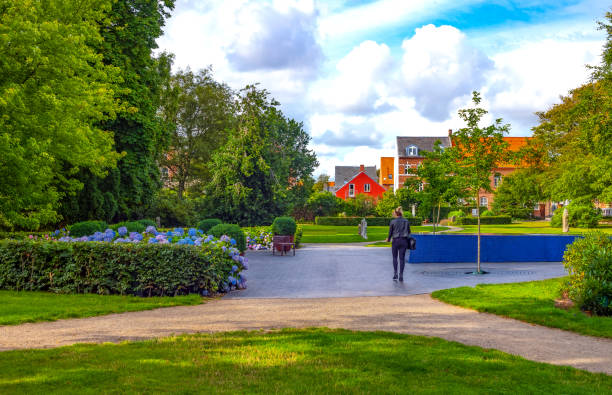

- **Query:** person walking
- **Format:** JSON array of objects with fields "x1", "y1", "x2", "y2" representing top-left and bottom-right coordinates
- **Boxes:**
[{"x1": 386, "y1": 206, "x2": 411, "y2": 282}]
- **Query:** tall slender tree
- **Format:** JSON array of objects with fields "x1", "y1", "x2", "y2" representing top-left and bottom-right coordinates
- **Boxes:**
[{"x1": 450, "y1": 92, "x2": 510, "y2": 273}]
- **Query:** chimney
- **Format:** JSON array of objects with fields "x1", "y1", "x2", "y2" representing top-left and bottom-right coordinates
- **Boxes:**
[
  {"x1": 359, "y1": 164, "x2": 365, "y2": 172},
  {"x1": 448, "y1": 129, "x2": 452, "y2": 137}
]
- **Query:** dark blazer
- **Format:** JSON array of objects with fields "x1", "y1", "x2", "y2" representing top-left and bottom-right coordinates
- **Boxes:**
[{"x1": 388, "y1": 217, "x2": 411, "y2": 240}]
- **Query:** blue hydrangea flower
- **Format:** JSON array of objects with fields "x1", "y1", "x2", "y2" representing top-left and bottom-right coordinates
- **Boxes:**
[
  {"x1": 228, "y1": 276, "x2": 237, "y2": 285},
  {"x1": 173, "y1": 228, "x2": 184, "y2": 236},
  {"x1": 230, "y1": 238, "x2": 236, "y2": 245},
  {"x1": 231, "y1": 265, "x2": 238, "y2": 272},
  {"x1": 117, "y1": 226, "x2": 128, "y2": 236},
  {"x1": 148, "y1": 238, "x2": 158, "y2": 244},
  {"x1": 145, "y1": 226, "x2": 157, "y2": 234},
  {"x1": 166, "y1": 231, "x2": 173, "y2": 237},
  {"x1": 188, "y1": 228, "x2": 197, "y2": 237},
  {"x1": 201, "y1": 289, "x2": 209, "y2": 297}
]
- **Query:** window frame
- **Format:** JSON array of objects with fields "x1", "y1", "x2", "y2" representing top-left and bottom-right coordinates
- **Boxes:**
[
  {"x1": 480, "y1": 196, "x2": 488, "y2": 206},
  {"x1": 364, "y1": 183, "x2": 371, "y2": 193},
  {"x1": 406, "y1": 145, "x2": 418, "y2": 156},
  {"x1": 348, "y1": 183, "x2": 355, "y2": 197}
]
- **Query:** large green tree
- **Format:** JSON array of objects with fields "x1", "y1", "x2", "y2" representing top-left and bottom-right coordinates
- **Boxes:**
[
  {"x1": 60, "y1": 0, "x2": 175, "y2": 223},
  {"x1": 159, "y1": 67, "x2": 235, "y2": 199},
  {"x1": 0, "y1": 0, "x2": 123, "y2": 230},
  {"x1": 532, "y1": 12, "x2": 612, "y2": 205},
  {"x1": 492, "y1": 169, "x2": 544, "y2": 219},
  {"x1": 450, "y1": 91, "x2": 510, "y2": 273},
  {"x1": 205, "y1": 86, "x2": 318, "y2": 225}
]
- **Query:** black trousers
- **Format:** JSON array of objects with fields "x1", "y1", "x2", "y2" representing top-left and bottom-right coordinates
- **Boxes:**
[{"x1": 392, "y1": 237, "x2": 409, "y2": 276}]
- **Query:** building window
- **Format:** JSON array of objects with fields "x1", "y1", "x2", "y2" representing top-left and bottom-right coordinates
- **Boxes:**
[
  {"x1": 417, "y1": 182, "x2": 424, "y2": 192},
  {"x1": 161, "y1": 167, "x2": 169, "y2": 179},
  {"x1": 348, "y1": 184, "x2": 355, "y2": 197},
  {"x1": 364, "y1": 184, "x2": 371, "y2": 192},
  {"x1": 480, "y1": 196, "x2": 488, "y2": 206},
  {"x1": 404, "y1": 165, "x2": 409, "y2": 174},
  {"x1": 388, "y1": 174, "x2": 392, "y2": 180},
  {"x1": 494, "y1": 175, "x2": 502, "y2": 188},
  {"x1": 406, "y1": 145, "x2": 418, "y2": 156}
]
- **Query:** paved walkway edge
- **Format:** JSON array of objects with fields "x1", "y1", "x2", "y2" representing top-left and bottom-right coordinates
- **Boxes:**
[{"x1": 1, "y1": 294, "x2": 610, "y2": 375}]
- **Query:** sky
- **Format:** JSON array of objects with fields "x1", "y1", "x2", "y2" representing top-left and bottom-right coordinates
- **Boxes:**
[{"x1": 156, "y1": 0, "x2": 609, "y2": 178}]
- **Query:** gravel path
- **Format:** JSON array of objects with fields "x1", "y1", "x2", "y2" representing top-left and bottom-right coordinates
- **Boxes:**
[{"x1": 1, "y1": 294, "x2": 611, "y2": 375}]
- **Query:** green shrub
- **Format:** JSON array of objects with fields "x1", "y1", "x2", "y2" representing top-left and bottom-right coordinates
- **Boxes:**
[
  {"x1": 0, "y1": 240, "x2": 236, "y2": 296},
  {"x1": 562, "y1": 232, "x2": 612, "y2": 316},
  {"x1": 453, "y1": 216, "x2": 512, "y2": 225},
  {"x1": 69, "y1": 221, "x2": 108, "y2": 237},
  {"x1": 110, "y1": 221, "x2": 146, "y2": 233},
  {"x1": 198, "y1": 219, "x2": 222, "y2": 233},
  {"x1": 137, "y1": 219, "x2": 157, "y2": 228},
  {"x1": 295, "y1": 226, "x2": 303, "y2": 248},
  {"x1": 315, "y1": 217, "x2": 423, "y2": 226},
  {"x1": 272, "y1": 217, "x2": 297, "y2": 236},
  {"x1": 551, "y1": 204, "x2": 601, "y2": 228},
  {"x1": 0, "y1": 231, "x2": 50, "y2": 240},
  {"x1": 481, "y1": 210, "x2": 495, "y2": 217},
  {"x1": 447, "y1": 210, "x2": 465, "y2": 220},
  {"x1": 209, "y1": 224, "x2": 247, "y2": 252}
]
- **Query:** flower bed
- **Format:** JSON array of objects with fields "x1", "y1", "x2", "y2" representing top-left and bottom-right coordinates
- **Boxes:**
[
  {"x1": 244, "y1": 226, "x2": 273, "y2": 250},
  {"x1": 0, "y1": 226, "x2": 248, "y2": 296}
]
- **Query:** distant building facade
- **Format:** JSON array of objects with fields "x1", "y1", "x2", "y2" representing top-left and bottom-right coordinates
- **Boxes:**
[
  {"x1": 379, "y1": 157, "x2": 394, "y2": 191},
  {"x1": 334, "y1": 165, "x2": 386, "y2": 200}
]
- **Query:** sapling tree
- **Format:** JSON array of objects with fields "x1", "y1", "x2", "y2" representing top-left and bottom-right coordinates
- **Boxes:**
[{"x1": 450, "y1": 92, "x2": 510, "y2": 273}]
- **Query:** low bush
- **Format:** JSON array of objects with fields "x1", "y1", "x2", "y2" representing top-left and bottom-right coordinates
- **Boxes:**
[
  {"x1": 551, "y1": 204, "x2": 601, "y2": 228},
  {"x1": 69, "y1": 221, "x2": 108, "y2": 237},
  {"x1": 110, "y1": 221, "x2": 146, "y2": 234},
  {"x1": 295, "y1": 226, "x2": 303, "y2": 248},
  {"x1": 315, "y1": 217, "x2": 423, "y2": 226},
  {"x1": 0, "y1": 240, "x2": 238, "y2": 296},
  {"x1": 137, "y1": 219, "x2": 157, "y2": 228},
  {"x1": 481, "y1": 210, "x2": 495, "y2": 217},
  {"x1": 198, "y1": 219, "x2": 222, "y2": 233},
  {"x1": 209, "y1": 224, "x2": 247, "y2": 252},
  {"x1": 272, "y1": 217, "x2": 297, "y2": 236},
  {"x1": 244, "y1": 227, "x2": 272, "y2": 250},
  {"x1": 0, "y1": 231, "x2": 50, "y2": 240},
  {"x1": 447, "y1": 210, "x2": 465, "y2": 220},
  {"x1": 453, "y1": 216, "x2": 512, "y2": 225},
  {"x1": 562, "y1": 232, "x2": 612, "y2": 316}
]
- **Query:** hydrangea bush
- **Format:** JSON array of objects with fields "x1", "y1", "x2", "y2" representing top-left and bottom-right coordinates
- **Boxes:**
[
  {"x1": 244, "y1": 226, "x2": 273, "y2": 250},
  {"x1": 5, "y1": 226, "x2": 248, "y2": 294}
]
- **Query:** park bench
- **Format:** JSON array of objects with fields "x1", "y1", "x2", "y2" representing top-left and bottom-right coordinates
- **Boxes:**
[{"x1": 272, "y1": 235, "x2": 295, "y2": 256}]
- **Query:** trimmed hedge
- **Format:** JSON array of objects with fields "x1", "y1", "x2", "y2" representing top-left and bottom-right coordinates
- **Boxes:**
[
  {"x1": 272, "y1": 217, "x2": 297, "y2": 236},
  {"x1": 0, "y1": 231, "x2": 50, "y2": 240},
  {"x1": 198, "y1": 219, "x2": 222, "y2": 233},
  {"x1": 209, "y1": 224, "x2": 247, "y2": 252},
  {"x1": 69, "y1": 221, "x2": 108, "y2": 237},
  {"x1": 453, "y1": 216, "x2": 512, "y2": 225},
  {"x1": 315, "y1": 217, "x2": 423, "y2": 226},
  {"x1": 137, "y1": 219, "x2": 157, "y2": 228},
  {"x1": 0, "y1": 240, "x2": 235, "y2": 296},
  {"x1": 110, "y1": 221, "x2": 146, "y2": 233}
]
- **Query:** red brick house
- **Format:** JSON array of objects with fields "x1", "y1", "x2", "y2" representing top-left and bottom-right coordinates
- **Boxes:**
[{"x1": 335, "y1": 165, "x2": 387, "y2": 200}]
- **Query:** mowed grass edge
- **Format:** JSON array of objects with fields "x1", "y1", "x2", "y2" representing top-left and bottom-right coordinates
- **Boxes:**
[
  {"x1": 0, "y1": 291, "x2": 204, "y2": 326},
  {"x1": 432, "y1": 278, "x2": 612, "y2": 339},
  {"x1": 0, "y1": 328, "x2": 610, "y2": 394},
  {"x1": 300, "y1": 225, "x2": 448, "y2": 243}
]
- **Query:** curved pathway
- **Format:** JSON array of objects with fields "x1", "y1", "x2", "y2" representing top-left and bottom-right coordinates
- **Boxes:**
[{"x1": 1, "y1": 294, "x2": 611, "y2": 375}]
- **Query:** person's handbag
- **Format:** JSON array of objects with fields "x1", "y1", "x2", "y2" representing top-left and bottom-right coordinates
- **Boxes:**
[{"x1": 408, "y1": 236, "x2": 416, "y2": 250}]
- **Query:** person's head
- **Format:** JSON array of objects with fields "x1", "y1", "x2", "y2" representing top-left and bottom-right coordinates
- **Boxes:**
[{"x1": 394, "y1": 206, "x2": 403, "y2": 217}]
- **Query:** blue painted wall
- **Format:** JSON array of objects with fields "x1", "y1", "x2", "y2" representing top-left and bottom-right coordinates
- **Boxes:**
[{"x1": 408, "y1": 234, "x2": 579, "y2": 263}]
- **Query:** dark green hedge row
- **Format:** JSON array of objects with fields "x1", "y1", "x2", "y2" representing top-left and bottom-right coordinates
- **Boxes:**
[
  {"x1": 0, "y1": 231, "x2": 49, "y2": 240},
  {"x1": 0, "y1": 240, "x2": 235, "y2": 296},
  {"x1": 315, "y1": 217, "x2": 423, "y2": 226},
  {"x1": 453, "y1": 216, "x2": 512, "y2": 225}
]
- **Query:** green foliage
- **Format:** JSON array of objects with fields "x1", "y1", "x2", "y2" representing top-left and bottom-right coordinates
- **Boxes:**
[
  {"x1": 209, "y1": 224, "x2": 247, "y2": 252},
  {"x1": 0, "y1": 0, "x2": 123, "y2": 230},
  {"x1": 551, "y1": 203, "x2": 601, "y2": 228},
  {"x1": 272, "y1": 217, "x2": 297, "y2": 236},
  {"x1": 197, "y1": 219, "x2": 222, "y2": 233},
  {"x1": 481, "y1": 210, "x2": 495, "y2": 217},
  {"x1": 303, "y1": 192, "x2": 344, "y2": 219},
  {"x1": 294, "y1": 226, "x2": 303, "y2": 248},
  {"x1": 0, "y1": 240, "x2": 234, "y2": 296},
  {"x1": 146, "y1": 189, "x2": 197, "y2": 227},
  {"x1": 447, "y1": 210, "x2": 466, "y2": 220},
  {"x1": 159, "y1": 67, "x2": 235, "y2": 198},
  {"x1": 61, "y1": 0, "x2": 176, "y2": 222},
  {"x1": 315, "y1": 217, "x2": 422, "y2": 226},
  {"x1": 492, "y1": 170, "x2": 544, "y2": 219},
  {"x1": 532, "y1": 13, "x2": 612, "y2": 204},
  {"x1": 312, "y1": 174, "x2": 330, "y2": 192},
  {"x1": 563, "y1": 232, "x2": 612, "y2": 316},
  {"x1": 205, "y1": 86, "x2": 318, "y2": 226},
  {"x1": 69, "y1": 221, "x2": 109, "y2": 237},
  {"x1": 137, "y1": 219, "x2": 157, "y2": 228},
  {"x1": 453, "y1": 216, "x2": 512, "y2": 225},
  {"x1": 110, "y1": 221, "x2": 146, "y2": 233},
  {"x1": 342, "y1": 194, "x2": 376, "y2": 217}
]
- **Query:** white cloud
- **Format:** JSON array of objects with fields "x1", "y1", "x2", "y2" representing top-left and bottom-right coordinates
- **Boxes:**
[{"x1": 400, "y1": 24, "x2": 494, "y2": 121}]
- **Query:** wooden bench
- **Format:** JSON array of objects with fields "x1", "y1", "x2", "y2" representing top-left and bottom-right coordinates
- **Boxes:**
[{"x1": 272, "y1": 235, "x2": 295, "y2": 256}]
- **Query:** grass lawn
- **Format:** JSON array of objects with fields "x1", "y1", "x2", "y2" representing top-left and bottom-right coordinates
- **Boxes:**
[
  {"x1": 300, "y1": 225, "x2": 448, "y2": 243},
  {"x1": 0, "y1": 291, "x2": 203, "y2": 326},
  {"x1": 432, "y1": 278, "x2": 612, "y2": 339},
  {"x1": 447, "y1": 220, "x2": 612, "y2": 235},
  {"x1": 0, "y1": 328, "x2": 610, "y2": 394}
]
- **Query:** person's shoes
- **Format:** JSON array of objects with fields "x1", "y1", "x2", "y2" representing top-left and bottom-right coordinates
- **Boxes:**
[
  {"x1": 399, "y1": 276, "x2": 404, "y2": 282},
  {"x1": 393, "y1": 274, "x2": 398, "y2": 281}
]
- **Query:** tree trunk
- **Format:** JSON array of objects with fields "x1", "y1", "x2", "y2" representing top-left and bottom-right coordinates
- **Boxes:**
[
  {"x1": 431, "y1": 207, "x2": 436, "y2": 234},
  {"x1": 436, "y1": 202, "x2": 441, "y2": 232},
  {"x1": 476, "y1": 192, "x2": 481, "y2": 274}
]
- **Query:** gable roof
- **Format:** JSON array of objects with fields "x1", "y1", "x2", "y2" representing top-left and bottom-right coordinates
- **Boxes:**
[
  {"x1": 335, "y1": 170, "x2": 385, "y2": 192},
  {"x1": 334, "y1": 166, "x2": 377, "y2": 188},
  {"x1": 396, "y1": 136, "x2": 451, "y2": 157}
]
